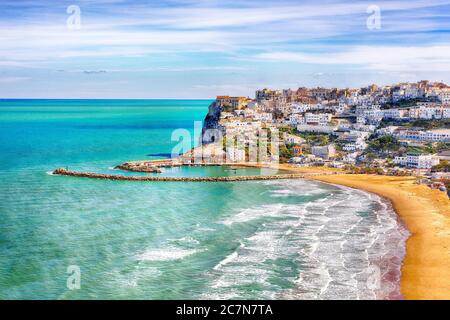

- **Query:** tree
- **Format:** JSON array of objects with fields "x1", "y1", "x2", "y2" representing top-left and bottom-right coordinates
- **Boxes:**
[{"x1": 366, "y1": 135, "x2": 400, "y2": 153}]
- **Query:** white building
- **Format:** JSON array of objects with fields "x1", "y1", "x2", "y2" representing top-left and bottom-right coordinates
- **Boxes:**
[
  {"x1": 241, "y1": 108, "x2": 256, "y2": 118},
  {"x1": 355, "y1": 104, "x2": 380, "y2": 116},
  {"x1": 296, "y1": 124, "x2": 337, "y2": 134},
  {"x1": 444, "y1": 106, "x2": 450, "y2": 118},
  {"x1": 424, "y1": 129, "x2": 450, "y2": 142},
  {"x1": 382, "y1": 108, "x2": 405, "y2": 120},
  {"x1": 338, "y1": 132, "x2": 368, "y2": 152},
  {"x1": 407, "y1": 103, "x2": 450, "y2": 120},
  {"x1": 404, "y1": 86, "x2": 421, "y2": 99},
  {"x1": 393, "y1": 128, "x2": 450, "y2": 142},
  {"x1": 288, "y1": 113, "x2": 303, "y2": 125},
  {"x1": 290, "y1": 103, "x2": 311, "y2": 114},
  {"x1": 334, "y1": 102, "x2": 348, "y2": 114},
  {"x1": 394, "y1": 154, "x2": 440, "y2": 169},
  {"x1": 302, "y1": 113, "x2": 332, "y2": 126},
  {"x1": 437, "y1": 150, "x2": 450, "y2": 161},
  {"x1": 226, "y1": 147, "x2": 246, "y2": 162},
  {"x1": 254, "y1": 112, "x2": 273, "y2": 122},
  {"x1": 343, "y1": 152, "x2": 358, "y2": 164},
  {"x1": 283, "y1": 132, "x2": 305, "y2": 145},
  {"x1": 437, "y1": 90, "x2": 450, "y2": 103},
  {"x1": 342, "y1": 138, "x2": 367, "y2": 152},
  {"x1": 311, "y1": 144, "x2": 336, "y2": 160}
]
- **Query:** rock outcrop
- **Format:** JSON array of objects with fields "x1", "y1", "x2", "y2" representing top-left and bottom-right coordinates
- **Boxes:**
[
  {"x1": 201, "y1": 101, "x2": 225, "y2": 144},
  {"x1": 114, "y1": 162, "x2": 161, "y2": 173}
]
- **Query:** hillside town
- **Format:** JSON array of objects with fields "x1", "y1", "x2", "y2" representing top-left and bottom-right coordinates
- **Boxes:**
[{"x1": 198, "y1": 80, "x2": 450, "y2": 193}]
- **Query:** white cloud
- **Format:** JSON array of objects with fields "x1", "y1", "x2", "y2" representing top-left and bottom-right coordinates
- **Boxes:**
[
  {"x1": 0, "y1": 76, "x2": 31, "y2": 83},
  {"x1": 0, "y1": 0, "x2": 449, "y2": 64},
  {"x1": 256, "y1": 45, "x2": 450, "y2": 72},
  {"x1": 1, "y1": 0, "x2": 450, "y2": 97}
]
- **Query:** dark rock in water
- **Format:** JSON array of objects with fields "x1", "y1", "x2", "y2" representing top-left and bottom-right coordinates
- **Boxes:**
[
  {"x1": 114, "y1": 162, "x2": 161, "y2": 173},
  {"x1": 53, "y1": 168, "x2": 67, "y2": 175}
]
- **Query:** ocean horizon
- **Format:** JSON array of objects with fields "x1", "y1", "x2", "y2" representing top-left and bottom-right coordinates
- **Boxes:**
[{"x1": 0, "y1": 99, "x2": 408, "y2": 299}]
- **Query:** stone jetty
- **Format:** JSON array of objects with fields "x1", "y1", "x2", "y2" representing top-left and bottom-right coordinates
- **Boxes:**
[
  {"x1": 52, "y1": 168, "x2": 309, "y2": 182},
  {"x1": 114, "y1": 161, "x2": 162, "y2": 173}
]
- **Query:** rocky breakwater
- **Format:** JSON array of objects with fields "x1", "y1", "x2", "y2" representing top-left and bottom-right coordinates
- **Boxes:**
[
  {"x1": 52, "y1": 168, "x2": 307, "y2": 182},
  {"x1": 114, "y1": 161, "x2": 162, "y2": 173}
]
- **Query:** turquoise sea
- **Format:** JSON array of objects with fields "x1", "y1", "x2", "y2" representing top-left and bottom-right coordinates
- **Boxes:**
[{"x1": 0, "y1": 99, "x2": 409, "y2": 299}]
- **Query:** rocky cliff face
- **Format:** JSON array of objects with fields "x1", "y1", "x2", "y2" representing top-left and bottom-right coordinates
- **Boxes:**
[{"x1": 201, "y1": 101, "x2": 225, "y2": 144}]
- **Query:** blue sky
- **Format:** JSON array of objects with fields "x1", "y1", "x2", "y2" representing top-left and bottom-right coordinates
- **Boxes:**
[{"x1": 0, "y1": 0, "x2": 449, "y2": 98}]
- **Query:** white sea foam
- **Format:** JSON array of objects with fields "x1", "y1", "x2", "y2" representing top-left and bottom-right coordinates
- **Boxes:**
[
  {"x1": 263, "y1": 180, "x2": 329, "y2": 197},
  {"x1": 195, "y1": 223, "x2": 215, "y2": 232},
  {"x1": 221, "y1": 204, "x2": 301, "y2": 225},
  {"x1": 204, "y1": 181, "x2": 408, "y2": 300},
  {"x1": 270, "y1": 189, "x2": 295, "y2": 197},
  {"x1": 171, "y1": 236, "x2": 200, "y2": 246},
  {"x1": 137, "y1": 247, "x2": 199, "y2": 262},
  {"x1": 213, "y1": 241, "x2": 245, "y2": 271}
]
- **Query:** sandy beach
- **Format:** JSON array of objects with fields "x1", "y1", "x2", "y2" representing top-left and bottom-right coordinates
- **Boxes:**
[{"x1": 308, "y1": 174, "x2": 450, "y2": 300}]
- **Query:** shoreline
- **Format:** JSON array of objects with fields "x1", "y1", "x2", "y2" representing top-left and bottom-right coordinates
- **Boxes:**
[
  {"x1": 229, "y1": 162, "x2": 450, "y2": 299},
  {"x1": 308, "y1": 173, "x2": 450, "y2": 300},
  {"x1": 319, "y1": 181, "x2": 408, "y2": 299}
]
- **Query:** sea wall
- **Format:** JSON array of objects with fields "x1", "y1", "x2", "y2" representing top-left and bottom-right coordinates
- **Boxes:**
[{"x1": 52, "y1": 168, "x2": 310, "y2": 182}]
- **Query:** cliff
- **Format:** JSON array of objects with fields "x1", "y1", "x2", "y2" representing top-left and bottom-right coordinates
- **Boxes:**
[{"x1": 201, "y1": 101, "x2": 225, "y2": 144}]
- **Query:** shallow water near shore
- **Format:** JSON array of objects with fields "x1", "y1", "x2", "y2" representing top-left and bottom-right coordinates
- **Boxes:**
[{"x1": 0, "y1": 100, "x2": 408, "y2": 299}]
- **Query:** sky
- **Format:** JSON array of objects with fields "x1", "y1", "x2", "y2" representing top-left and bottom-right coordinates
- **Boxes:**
[{"x1": 0, "y1": 0, "x2": 450, "y2": 98}]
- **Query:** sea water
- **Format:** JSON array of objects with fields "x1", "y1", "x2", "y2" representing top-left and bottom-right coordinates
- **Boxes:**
[{"x1": 0, "y1": 99, "x2": 408, "y2": 299}]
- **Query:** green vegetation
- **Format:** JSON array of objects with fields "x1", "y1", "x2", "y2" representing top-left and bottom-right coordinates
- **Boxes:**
[
  {"x1": 381, "y1": 97, "x2": 429, "y2": 109},
  {"x1": 380, "y1": 118, "x2": 449, "y2": 129},
  {"x1": 297, "y1": 132, "x2": 335, "y2": 146},
  {"x1": 279, "y1": 144, "x2": 294, "y2": 163},
  {"x1": 344, "y1": 165, "x2": 411, "y2": 176},
  {"x1": 279, "y1": 127, "x2": 296, "y2": 134},
  {"x1": 406, "y1": 142, "x2": 449, "y2": 155},
  {"x1": 405, "y1": 118, "x2": 450, "y2": 130},
  {"x1": 364, "y1": 152, "x2": 377, "y2": 162},
  {"x1": 435, "y1": 142, "x2": 450, "y2": 153},
  {"x1": 366, "y1": 135, "x2": 401, "y2": 153},
  {"x1": 406, "y1": 146, "x2": 429, "y2": 154},
  {"x1": 279, "y1": 127, "x2": 335, "y2": 146},
  {"x1": 344, "y1": 165, "x2": 385, "y2": 175}
]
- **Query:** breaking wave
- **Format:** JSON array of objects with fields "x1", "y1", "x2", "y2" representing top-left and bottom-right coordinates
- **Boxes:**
[
  {"x1": 202, "y1": 180, "x2": 409, "y2": 300},
  {"x1": 137, "y1": 247, "x2": 199, "y2": 262}
]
